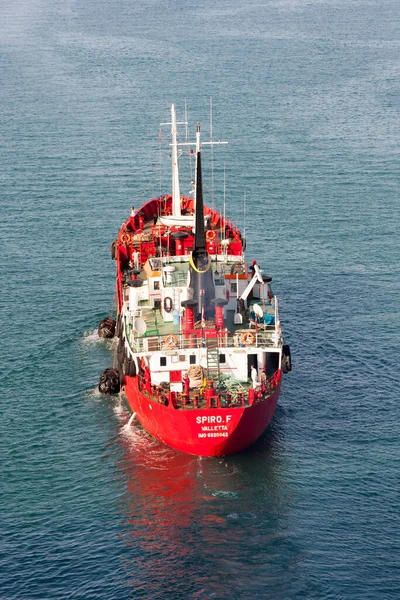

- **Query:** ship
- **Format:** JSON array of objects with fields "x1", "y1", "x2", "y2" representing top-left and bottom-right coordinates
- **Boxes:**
[{"x1": 98, "y1": 104, "x2": 291, "y2": 457}]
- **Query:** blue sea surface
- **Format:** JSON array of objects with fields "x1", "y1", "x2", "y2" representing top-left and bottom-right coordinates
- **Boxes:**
[{"x1": 1, "y1": 0, "x2": 399, "y2": 598}]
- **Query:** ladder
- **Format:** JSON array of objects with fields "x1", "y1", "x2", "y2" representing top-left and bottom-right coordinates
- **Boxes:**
[{"x1": 206, "y1": 346, "x2": 220, "y2": 381}]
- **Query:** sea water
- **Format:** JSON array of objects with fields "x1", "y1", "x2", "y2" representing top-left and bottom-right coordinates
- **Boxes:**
[{"x1": 1, "y1": 0, "x2": 399, "y2": 598}]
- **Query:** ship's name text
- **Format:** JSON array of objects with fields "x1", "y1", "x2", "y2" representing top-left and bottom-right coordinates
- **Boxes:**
[{"x1": 195, "y1": 415, "x2": 232, "y2": 425}]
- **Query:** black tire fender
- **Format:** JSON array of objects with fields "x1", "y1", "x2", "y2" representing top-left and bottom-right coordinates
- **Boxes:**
[
  {"x1": 110, "y1": 240, "x2": 117, "y2": 260},
  {"x1": 282, "y1": 344, "x2": 292, "y2": 373},
  {"x1": 115, "y1": 315, "x2": 122, "y2": 338}
]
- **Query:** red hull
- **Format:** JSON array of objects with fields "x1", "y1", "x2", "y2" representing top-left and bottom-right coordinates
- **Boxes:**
[{"x1": 124, "y1": 376, "x2": 281, "y2": 457}]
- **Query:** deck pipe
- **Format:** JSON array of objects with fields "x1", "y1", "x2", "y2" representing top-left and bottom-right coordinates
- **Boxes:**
[
  {"x1": 213, "y1": 298, "x2": 229, "y2": 329},
  {"x1": 172, "y1": 231, "x2": 188, "y2": 257},
  {"x1": 181, "y1": 299, "x2": 198, "y2": 332}
]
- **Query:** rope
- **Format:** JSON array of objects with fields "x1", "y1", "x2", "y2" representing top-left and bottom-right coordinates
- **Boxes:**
[
  {"x1": 110, "y1": 292, "x2": 116, "y2": 319},
  {"x1": 187, "y1": 365, "x2": 203, "y2": 388},
  {"x1": 189, "y1": 253, "x2": 211, "y2": 274},
  {"x1": 194, "y1": 319, "x2": 215, "y2": 329},
  {"x1": 113, "y1": 337, "x2": 118, "y2": 369}
]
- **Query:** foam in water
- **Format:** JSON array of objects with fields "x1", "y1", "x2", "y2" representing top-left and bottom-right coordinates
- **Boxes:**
[
  {"x1": 81, "y1": 328, "x2": 117, "y2": 347},
  {"x1": 113, "y1": 394, "x2": 128, "y2": 420},
  {"x1": 85, "y1": 386, "x2": 103, "y2": 400}
]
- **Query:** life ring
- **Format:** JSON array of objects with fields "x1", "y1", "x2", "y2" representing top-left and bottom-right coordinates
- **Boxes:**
[
  {"x1": 121, "y1": 232, "x2": 131, "y2": 244},
  {"x1": 164, "y1": 334, "x2": 177, "y2": 348},
  {"x1": 163, "y1": 296, "x2": 173, "y2": 313},
  {"x1": 242, "y1": 332, "x2": 255, "y2": 346},
  {"x1": 206, "y1": 229, "x2": 216, "y2": 242}
]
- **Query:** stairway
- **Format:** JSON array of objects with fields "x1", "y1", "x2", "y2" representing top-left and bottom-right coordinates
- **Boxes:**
[{"x1": 206, "y1": 347, "x2": 220, "y2": 381}]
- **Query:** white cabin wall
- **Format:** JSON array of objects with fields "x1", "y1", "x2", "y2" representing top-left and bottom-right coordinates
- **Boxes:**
[
  {"x1": 148, "y1": 350, "x2": 199, "y2": 386},
  {"x1": 224, "y1": 279, "x2": 248, "y2": 311},
  {"x1": 148, "y1": 277, "x2": 162, "y2": 309},
  {"x1": 223, "y1": 349, "x2": 248, "y2": 381},
  {"x1": 161, "y1": 286, "x2": 188, "y2": 321},
  {"x1": 214, "y1": 284, "x2": 226, "y2": 301},
  {"x1": 148, "y1": 354, "x2": 170, "y2": 385},
  {"x1": 127, "y1": 284, "x2": 148, "y2": 314}
]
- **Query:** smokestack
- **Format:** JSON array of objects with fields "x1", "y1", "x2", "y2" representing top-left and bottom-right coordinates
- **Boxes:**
[
  {"x1": 188, "y1": 148, "x2": 216, "y2": 319},
  {"x1": 193, "y1": 141, "x2": 206, "y2": 254}
]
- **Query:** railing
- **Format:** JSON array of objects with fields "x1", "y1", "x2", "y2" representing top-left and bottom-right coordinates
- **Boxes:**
[
  {"x1": 164, "y1": 272, "x2": 188, "y2": 287},
  {"x1": 126, "y1": 329, "x2": 279, "y2": 354},
  {"x1": 136, "y1": 370, "x2": 281, "y2": 411},
  {"x1": 121, "y1": 293, "x2": 283, "y2": 355}
]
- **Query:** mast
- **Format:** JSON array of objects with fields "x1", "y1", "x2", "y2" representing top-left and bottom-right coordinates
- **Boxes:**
[
  {"x1": 160, "y1": 104, "x2": 195, "y2": 226},
  {"x1": 171, "y1": 104, "x2": 181, "y2": 218},
  {"x1": 163, "y1": 104, "x2": 227, "y2": 230},
  {"x1": 174, "y1": 107, "x2": 227, "y2": 214}
]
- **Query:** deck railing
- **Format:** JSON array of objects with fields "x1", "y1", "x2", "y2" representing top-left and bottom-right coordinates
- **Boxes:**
[
  {"x1": 126, "y1": 328, "x2": 278, "y2": 354},
  {"x1": 136, "y1": 370, "x2": 281, "y2": 411},
  {"x1": 122, "y1": 294, "x2": 282, "y2": 354}
]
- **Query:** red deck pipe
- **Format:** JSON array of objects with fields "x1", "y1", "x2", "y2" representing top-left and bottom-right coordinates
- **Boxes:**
[
  {"x1": 175, "y1": 238, "x2": 184, "y2": 256},
  {"x1": 215, "y1": 305, "x2": 224, "y2": 328},
  {"x1": 129, "y1": 207, "x2": 136, "y2": 230},
  {"x1": 207, "y1": 240, "x2": 216, "y2": 254},
  {"x1": 186, "y1": 306, "x2": 194, "y2": 329},
  {"x1": 171, "y1": 231, "x2": 188, "y2": 257},
  {"x1": 131, "y1": 268, "x2": 140, "y2": 281},
  {"x1": 204, "y1": 381, "x2": 215, "y2": 409},
  {"x1": 181, "y1": 299, "x2": 198, "y2": 332},
  {"x1": 213, "y1": 298, "x2": 229, "y2": 330}
]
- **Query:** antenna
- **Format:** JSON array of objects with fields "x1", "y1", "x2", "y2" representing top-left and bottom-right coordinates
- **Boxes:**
[
  {"x1": 210, "y1": 97, "x2": 214, "y2": 210},
  {"x1": 185, "y1": 100, "x2": 194, "y2": 184},
  {"x1": 170, "y1": 104, "x2": 181, "y2": 217},
  {"x1": 176, "y1": 105, "x2": 227, "y2": 154},
  {"x1": 184, "y1": 99, "x2": 189, "y2": 142},
  {"x1": 158, "y1": 127, "x2": 163, "y2": 195},
  {"x1": 244, "y1": 191, "x2": 247, "y2": 240},
  {"x1": 223, "y1": 164, "x2": 226, "y2": 248}
]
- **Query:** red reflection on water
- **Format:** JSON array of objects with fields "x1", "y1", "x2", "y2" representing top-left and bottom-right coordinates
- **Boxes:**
[
  {"x1": 117, "y1": 427, "x2": 201, "y2": 546},
  {"x1": 114, "y1": 417, "x2": 285, "y2": 596}
]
